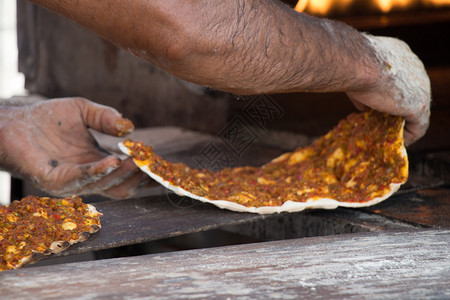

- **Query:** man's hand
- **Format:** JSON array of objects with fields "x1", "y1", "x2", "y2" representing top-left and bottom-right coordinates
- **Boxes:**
[
  {"x1": 0, "y1": 98, "x2": 149, "y2": 198},
  {"x1": 347, "y1": 35, "x2": 431, "y2": 146}
]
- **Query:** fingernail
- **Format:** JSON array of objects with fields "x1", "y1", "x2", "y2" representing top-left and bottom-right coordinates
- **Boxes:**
[
  {"x1": 116, "y1": 118, "x2": 134, "y2": 136},
  {"x1": 103, "y1": 165, "x2": 119, "y2": 176}
]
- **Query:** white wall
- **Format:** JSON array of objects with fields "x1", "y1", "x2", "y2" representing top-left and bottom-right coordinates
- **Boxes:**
[
  {"x1": 0, "y1": 0, "x2": 27, "y2": 205},
  {"x1": 0, "y1": 0, "x2": 25, "y2": 98}
]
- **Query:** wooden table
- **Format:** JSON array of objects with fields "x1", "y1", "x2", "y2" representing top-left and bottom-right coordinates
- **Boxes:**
[{"x1": 1, "y1": 229, "x2": 449, "y2": 299}]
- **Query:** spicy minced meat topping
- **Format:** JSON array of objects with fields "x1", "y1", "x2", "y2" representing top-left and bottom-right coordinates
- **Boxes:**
[
  {"x1": 1, "y1": 195, "x2": 101, "y2": 271},
  {"x1": 124, "y1": 110, "x2": 408, "y2": 207}
]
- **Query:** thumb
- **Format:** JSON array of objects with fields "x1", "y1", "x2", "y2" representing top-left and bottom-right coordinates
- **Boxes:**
[
  {"x1": 346, "y1": 93, "x2": 369, "y2": 112},
  {"x1": 76, "y1": 98, "x2": 134, "y2": 136}
]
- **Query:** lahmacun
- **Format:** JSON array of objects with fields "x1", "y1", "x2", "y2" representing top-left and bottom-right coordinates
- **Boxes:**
[
  {"x1": 120, "y1": 110, "x2": 408, "y2": 214},
  {"x1": 1, "y1": 195, "x2": 101, "y2": 271}
]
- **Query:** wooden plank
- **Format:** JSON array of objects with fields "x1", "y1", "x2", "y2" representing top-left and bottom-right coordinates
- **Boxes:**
[
  {"x1": 1, "y1": 230, "x2": 449, "y2": 299},
  {"x1": 224, "y1": 205, "x2": 418, "y2": 242},
  {"x1": 52, "y1": 193, "x2": 417, "y2": 258},
  {"x1": 57, "y1": 195, "x2": 273, "y2": 256},
  {"x1": 364, "y1": 187, "x2": 450, "y2": 228}
]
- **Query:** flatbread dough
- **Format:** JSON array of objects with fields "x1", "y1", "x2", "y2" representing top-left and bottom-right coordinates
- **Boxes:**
[{"x1": 120, "y1": 110, "x2": 408, "y2": 214}]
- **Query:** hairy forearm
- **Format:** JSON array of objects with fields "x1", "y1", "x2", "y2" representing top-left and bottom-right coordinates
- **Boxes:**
[{"x1": 28, "y1": 0, "x2": 380, "y2": 95}]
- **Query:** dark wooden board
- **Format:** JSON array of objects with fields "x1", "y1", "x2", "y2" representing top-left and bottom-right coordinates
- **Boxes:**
[
  {"x1": 54, "y1": 194, "x2": 412, "y2": 257},
  {"x1": 55, "y1": 187, "x2": 450, "y2": 258},
  {"x1": 59, "y1": 195, "x2": 272, "y2": 256},
  {"x1": 364, "y1": 186, "x2": 450, "y2": 228},
  {"x1": 2, "y1": 229, "x2": 449, "y2": 299}
]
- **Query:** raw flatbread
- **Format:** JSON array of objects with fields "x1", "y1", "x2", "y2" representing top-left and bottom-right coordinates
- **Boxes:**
[{"x1": 119, "y1": 110, "x2": 408, "y2": 214}]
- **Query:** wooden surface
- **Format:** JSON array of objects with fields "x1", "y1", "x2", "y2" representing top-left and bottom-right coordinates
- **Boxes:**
[
  {"x1": 59, "y1": 195, "x2": 271, "y2": 256},
  {"x1": 1, "y1": 229, "x2": 449, "y2": 299},
  {"x1": 364, "y1": 187, "x2": 450, "y2": 228},
  {"x1": 54, "y1": 190, "x2": 424, "y2": 258}
]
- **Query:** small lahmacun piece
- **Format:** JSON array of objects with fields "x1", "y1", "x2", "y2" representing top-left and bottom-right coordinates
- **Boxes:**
[{"x1": 1, "y1": 195, "x2": 102, "y2": 271}]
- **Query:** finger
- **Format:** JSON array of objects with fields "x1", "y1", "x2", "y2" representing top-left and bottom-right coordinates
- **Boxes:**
[
  {"x1": 75, "y1": 98, "x2": 134, "y2": 136},
  {"x1": 403, "y1": 119, "x2": 428, "y2": 146},
  {"x1": 40, "y1": 155, "x2": 121, "y2": 196},
  {"x1": 346, "y1": 94, "x2": 369, "y2": 112},
  {"x1": 80, "y1": 158, "x2": 140, "y2": 191},
  {"x1": 83, "y1": 155, "x2": 122, "y2": 178},
  {"x1": 72, "y1": 155, "x2": 122, "y2": 189}
]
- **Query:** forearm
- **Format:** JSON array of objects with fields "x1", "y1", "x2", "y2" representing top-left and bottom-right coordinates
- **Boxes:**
[
  {"x1": 177, "y1": 1, "x2": 380, "y2": 94},
  {"x1": 28, "y1": 0, "x2": 380, "y2": 94}
]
